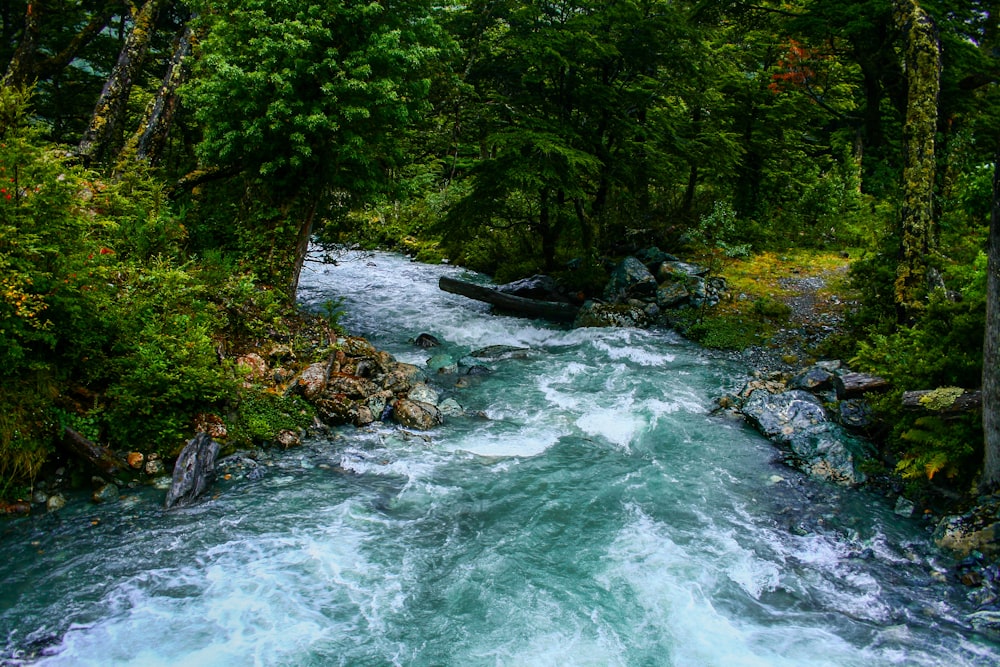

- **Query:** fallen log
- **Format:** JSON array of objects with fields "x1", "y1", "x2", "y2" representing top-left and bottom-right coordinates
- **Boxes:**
[
  {"x1": 903, "y1": 388, "x2": 982, "y2": 413},
  {"x1": 834, "y1": 372, "x2": 890, "y2": 399},
  {"x1": 60, "y1": 427, "x2": 124, "y2": 475},
  {"x1": 439, "y1": 276, "x2": 579, "y2": 322}
]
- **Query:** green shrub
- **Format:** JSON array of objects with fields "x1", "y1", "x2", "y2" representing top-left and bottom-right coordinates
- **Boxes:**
[{"x1": 229, "y1": 389, "x2": 316, "y2": 447}]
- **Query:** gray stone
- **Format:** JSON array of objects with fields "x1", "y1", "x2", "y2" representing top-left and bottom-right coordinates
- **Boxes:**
[
  {"x1": 574, "y1": 301, "x2": 651, "y2": 328},
  {"x1": 92, "y1": 483, "x2": 119, "y2": 504},
  {"x1": 438, "y1": 398, "x2": 464, "y2": 417},
  {"x1": 789, "y1": 367, "x2": 835, "y2": 392},
  {"x1": 741, "y1": 389, "x2": 866, "y2": 485},
  {"x1": 426, "y1": 353, "x2": 458, "y2": 374},
  {"x1": 838, "y1": 399, "x2": 874, "y2": 430},
  {"x1": 46, "y1": 493, "x2": 67, "y2": 512},
  {"x1": 392, "y1": 399, "x2": 443, "y2": 430},
  {"x1": 292, "y1": 362, "x2": 330, "y2": 400},
  {"x1": 165, "y1": 432, "x2": 220, "y2": 509},
  {"x1": 408, "y1": 383, "x2": 440, "y2": 405},
  {"x1": 656, "y1": 282, "x2": 689, "y2": 309},
  {"x1": 657, "y1": 260, "x2": 709, "y2": 282},
  {"x1": 414, "y1": 333, "x2": 441, "y2": 348},
  {"x1": 894, "y1": 496, "x2": 917, "y2": 517},
  {"x1": 496, "y1": 275, "x2": 568, "y2": 302},
  {"x1": 604, "y1": 256, "x2": 658, "y2": 301}
]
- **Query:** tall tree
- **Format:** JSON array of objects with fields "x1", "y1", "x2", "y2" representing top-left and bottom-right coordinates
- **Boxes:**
[
  {"x1": 78, "y1": 0, "x2": 169, "y2": 165},
  {"x1": 891, "y1": 0, "x2": 941, "y2": 317},
  {"x1": 184, "y1": 0, "x2": 441, "y2": 295},
  {"x1": 984, "y1": 150, "x2": 1000, "y2": 492}
]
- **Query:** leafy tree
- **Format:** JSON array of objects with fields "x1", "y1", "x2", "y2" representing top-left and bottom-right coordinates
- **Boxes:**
[{"x1": 183, "y1": 0, "x2": 442, "y2": 294}]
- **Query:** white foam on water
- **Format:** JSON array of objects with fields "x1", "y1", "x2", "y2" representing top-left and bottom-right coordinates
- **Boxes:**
[
  {"x1": 37, "y1": 500, "x2": 415, "y2": 666},
  {"x1": 576, "y1": 408, "x2": 645, "y2": 450}
]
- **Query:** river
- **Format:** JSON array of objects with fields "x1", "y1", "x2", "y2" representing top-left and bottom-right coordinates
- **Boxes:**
[{"x1": 1, "y1": 249, "x2": 998, "y2": 666}]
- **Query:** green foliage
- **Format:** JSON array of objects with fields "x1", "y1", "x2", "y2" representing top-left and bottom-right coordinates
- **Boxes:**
[
  {"x1": 895, "y1": 413, "x2": 980, "y2": 483},
  {"x1": 229, "y1": 389, "x2": 316, "y2": 447},
  {"x1": 667, "y1": 309, "x2": 775, "y2": 351},
  {"x1": 752, "y1": 296, "x2": 792, "y2": 320},
  {"x1": 697, "y1": 201, "x2": 752, "y2": 258}
]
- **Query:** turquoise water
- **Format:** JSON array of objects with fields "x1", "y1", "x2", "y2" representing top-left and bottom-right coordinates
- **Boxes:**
[{"x1": 1, "y1": 250, "x2": 997, "y2": 666}]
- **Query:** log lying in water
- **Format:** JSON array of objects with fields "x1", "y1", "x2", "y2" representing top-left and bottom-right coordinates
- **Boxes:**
[
  {"x1": 439, "y1": 276, "x2": 579, "y2": 322},
  {"x1": 60, "y1": 427, "x2": 124, "y2": 475},
  {"x1": 903, "y1": 388, "x2": 982, "y2": 413}
]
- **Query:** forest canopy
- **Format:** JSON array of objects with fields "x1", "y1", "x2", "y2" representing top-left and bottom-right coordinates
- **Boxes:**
[{"x1": 0, "y1": 0, "x2": 998, "y2": 499}]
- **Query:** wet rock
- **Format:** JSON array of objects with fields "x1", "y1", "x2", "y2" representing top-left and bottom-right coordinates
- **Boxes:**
[
  {"x1": 315, "y1": 393, "x2": 360, "y2": 425},
  {"x1": 325, "y1": 373, "x2": 378, "y2": 399},
  {"x1": 575, "y1": 301, "x2": 651, "y2": 328},
  {"x1": 439, "y1": 398, "x2": 464, "y2": 417},
  {"x1": 969, "y1": 610, "x2": 1000, "y2": 636},
  {"x1": 92, "y1": 483, "x2": 119, "y2": 504},
  {"x1": 657, "y1": 260, "x2": 709, "y2": 282},
  {"x1": 408, "y1": 383, "x2": 440, "y2": 406},
  {"x1": 291, "y1": 362, "x2": 330, "y2": 400},
  {"x1": 464, "y1": 365, "x2": 491, "y2": 376},
  {"x1": 392, "y1": 399, "x2": 443, "y2": 430},
  {"x1": 838, "y1": 399, "x2": 874, "y2": 430},
  {"x1": 381, "y1": 363, "x2": 424, "y2": 393},
  {"x1": 655, "y1": 282, "x2": 689, "y2": 309},
  {"x1": 236, "y1": 353, "x2": 268, "y2": 381},
  {"x1": 127, "y1": 452, "x2": 145, "y2": 470},
  {"x1": 789, "y1": 367, "x2": 835, "y2": 392},
  {"x1": 46, "y1": 493, "x2": 66, "y2": 512},
  {"x1": 469, "y1": 345, "x2": 533, "y2": 362},
  {"x1": 741, "y1": 389, "x2": 867, "y2": 485},
  {"x1": 339, "y1": 336, "x2": 378, "y2": 359},
  {"x1": 276, "y1": 429, "x2": 301, "y2": 448},
  {"x1": 414, "y1": 333, "x2": 441, "y2": 348},
  {"x1": 164, "y1": 432, "x2": 220, "y2": 509},
  {"x1": 894, "y1": 496, "x2": 916, "y2": 517},
  {"x1": 604, "y1": 256, "x2": 658, "y2": 301},
  {"x1": 427, "y1": 353, "x2": 458, "y2": 374},
  {"x1": 144, "y1": 458, "x2": 165, "y2": 476},
  {"x1": 934, "y1": 505, "x2": 1000, "y2": 558}
]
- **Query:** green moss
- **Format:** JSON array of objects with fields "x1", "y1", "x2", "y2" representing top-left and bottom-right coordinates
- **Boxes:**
[{"x1": 918, "y1": 386, "x2": 965, "y2": 411}]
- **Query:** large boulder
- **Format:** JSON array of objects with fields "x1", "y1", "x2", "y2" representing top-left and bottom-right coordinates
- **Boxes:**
[
  {"x1": 165, "y1": 432, "x2": 220, "y2": 509},
  {"x1": 291, "y1": 362, "x2": 330, "y2": 400},
  {"x1": 604, "y1": 256, "x2": 658, "y2": 302},
  {"x1": 741, "y1": 389, "x2": 867, "y2": 485},
  {"x1": 392, "y1": 398, "x2": 442, "y2": 430},
  {"x1": 657, "y1": 260, "x2": 709, "y2": 282},
  {"x1": 656, "y1": 282, "x2": 690, "y2": 309},
  {"x1": 574, "y1": 301, "x2": 651, "y2": 328}
]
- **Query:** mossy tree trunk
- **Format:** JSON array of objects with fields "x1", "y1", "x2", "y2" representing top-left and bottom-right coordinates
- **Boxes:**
[
  {"x1": 891, "y1": 0, "x2": 941, "y2": 319},
  {"x1": 127, "y1": 24, "x2": 192, "y2": 167},
  {"x1": 78, "y1": 0, "x2": 167, "y2": 165},
  {"x1": 983, "y1": 152, "x2": 1000, "y2": 493}
]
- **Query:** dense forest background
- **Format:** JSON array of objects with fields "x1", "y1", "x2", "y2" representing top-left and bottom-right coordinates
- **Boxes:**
[{"x1": 1, "y1": 1, "x2": 998, "y2": 504}]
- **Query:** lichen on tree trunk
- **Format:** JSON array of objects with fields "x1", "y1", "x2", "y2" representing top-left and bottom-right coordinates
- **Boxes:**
[
  {"x1": 78, "y1": 0, "x2": 167, "y2": 165},
  {"x1": 891, "y1": 0, "x2": 941, "y2": 317},
  {"x1": 982, "y1": 152, "x2": 1000, "y2": 493}
]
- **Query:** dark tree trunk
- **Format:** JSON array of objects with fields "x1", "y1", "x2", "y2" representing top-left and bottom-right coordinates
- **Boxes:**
[
  {"x1": 129, "y1": 24, "x2": 192, "y2": 166},
  {"x1": 891, "y1": 0, "x2": 941, "y2": 319},
  {"x1": 78, "y1": 0, "x2": 166, "y2": 165},
  {"x1": 439, "y1": 276, "x2": 579, "y2": 322},
  {"x1": 3, "y1": 1, "x2": 41, "y2": 86},
  {"x1": 60, "y1": 427, "x2": 124, "y2": 475},
  {"x1": 983, "y1": 152, "x2": 1000, "y2": 492},
  {"x1": 289, "y1": 198, "x2": 319, "y2": 298}
]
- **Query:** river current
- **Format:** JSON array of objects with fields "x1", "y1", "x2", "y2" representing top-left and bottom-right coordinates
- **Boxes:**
[{"x1": 2, "y1": 249, "x2": 999, "y2": 666}]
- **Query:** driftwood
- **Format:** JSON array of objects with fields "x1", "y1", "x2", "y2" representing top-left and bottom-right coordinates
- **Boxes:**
[
  {"x1": 60, "y1": 427, "x2": 124, "y2": 475},
  {"x1": 439, "y1": 276, "x2": 579, "y2": 322},
  {"x1": 903, "y1": 388, "x2": 983, "y2": 413},
  {"x1": 165, "y1": 432, "x2": 220, "y2": 509},
  {"x1": 834, "y1": 372, "x2": 890, "y2": 399}
]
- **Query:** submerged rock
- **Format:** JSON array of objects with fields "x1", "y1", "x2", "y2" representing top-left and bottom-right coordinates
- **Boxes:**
[
  {"x1": 469, "y1": 345, "x2": 533, "y2": 362},
  {"x1": 414, "y1": 333, "x2": 441, "y2": 348}
]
